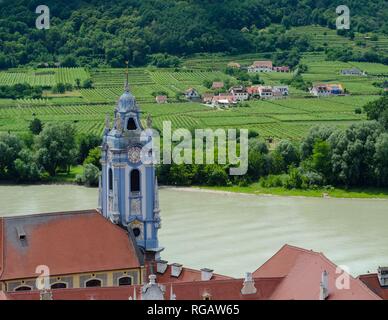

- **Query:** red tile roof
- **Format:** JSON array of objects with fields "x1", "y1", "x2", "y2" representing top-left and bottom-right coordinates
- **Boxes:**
[
  {"x1": 253, "y1": 244, "x2": 380, "y2": 300},
  {"x1": 5, "y1": 277, "x2": 283, "y2": 300},
  {"x1": 166, "y1": 277, "x2": 283, "y2": 300},
  {"x1": 0, "y1": 210, "x2": 142, "y2": 281},
  {"x1": 211, "y1": 82, "x2": 224, "y2": 89},
  {"x1": 358, "y1": 273, "x2": 388, "y2": 300},
  {"x1": 252, "y1": 60, "x2": 273, "y2": 68},
  {"x1": 156, "y1": 264, "x2": 231, "y2": 283}
]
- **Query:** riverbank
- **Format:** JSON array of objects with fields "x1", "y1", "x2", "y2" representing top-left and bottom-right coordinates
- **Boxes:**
[{"x1": 192, "y1": 184, "x2": 388, "y2": 200}]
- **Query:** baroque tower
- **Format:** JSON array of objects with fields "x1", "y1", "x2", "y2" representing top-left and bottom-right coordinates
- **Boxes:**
[{"x1": 98, "y1": 71, "x2": 162, "y2": 260}]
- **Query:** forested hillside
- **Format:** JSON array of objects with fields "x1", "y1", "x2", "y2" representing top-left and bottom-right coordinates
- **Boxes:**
[{"x1": 0, "y1": 0, "x2": 387, "y2": 68}]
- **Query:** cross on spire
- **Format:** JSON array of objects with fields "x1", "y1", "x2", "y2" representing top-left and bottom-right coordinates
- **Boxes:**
[{"x1": 124, "y1": 61, "x2": 129, "y2": 92}]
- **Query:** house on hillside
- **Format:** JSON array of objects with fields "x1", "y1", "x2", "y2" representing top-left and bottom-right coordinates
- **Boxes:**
[
  {"x1": 258, "y1": 86, "x2": 273, "y2": 99},
  {"x1": 211, "y1": 94, "x2": 237, "y2": 108},
  {"x1": 202, "y1": 93, "x2": 214, "y2": 104},
  {"x1": 155, "y1": 95, "x2": 168, "y2": 104},
  {"x1": 273, "y1": 85, "x2": 289, "y2": 97},
  {"x1": 211, "y1": 82, "x2": 224, "y2": 90},
  {"x1": 341, "y1": 68, "x2": 366, "y2": 76},
  {"x1": 246, "y1": 85, "x2": 261, "y2": 98},
  {"x1": 184, "y1": 88, "x2": 201, "y2": 101},
  {"x1": 227, "y1": 62, "x2": 241, "y2": 69},
  {"x1": 310, "y1": 83, "x2": 344, "y2": 97},
  {"x1": 273, "y1": 66, "x2": 290, "y2": 73},
  {"x1": 229, "y1": 85, "x2": 249, "y2": 101},
  {"x1": 247, "y1": 60, "x2": 273, "y2": 73}
]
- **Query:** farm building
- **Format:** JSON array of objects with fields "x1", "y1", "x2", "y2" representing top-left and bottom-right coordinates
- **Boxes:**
[
  {"x1": 229, "y1": 85, "x2": 249, "y2": 101},
  {"x1": 341, "y1": 68, "x2": 366, "y2": 76},
  {"x1": 211, "y1": 94, "x2": 237, "y2": 107},
  {"x1": 184, "y1": 88, "x2": 201, "y2": 101},
  {"x1": 258, "y1": 86, "x2": 274, "y2": 99},
  {"x1": 310, "y1": 83, "x2": 344, "y2": 97},
  {"x1": 155, "y1": 95, "x2": 168, "y2": 104},
  {"x1": 211, "y1": 81, "x2": 224, "y2": 90},
  {"x1": 273, "y1": 66, "x2": 290, "y2": 73},
  {"x1": 273, "y1": 85, "x2": 289, "y2": 96},
  {"x1": 246, "y1": 85, "x2": 261, "y2": 97},
  {"x1": 227, "y1": 62, "x2": 241, "y2": 69},
  {"x1": 202, "y1": 93, "x2": 214, "y2": 104},
  {"x1": 247, "y1": 60, "x2": 273, "y2": 73}
]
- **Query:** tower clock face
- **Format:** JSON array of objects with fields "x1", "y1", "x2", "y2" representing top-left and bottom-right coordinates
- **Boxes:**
[{"x1": 128, "y1": 146, "x2": 142, "y2": 163}]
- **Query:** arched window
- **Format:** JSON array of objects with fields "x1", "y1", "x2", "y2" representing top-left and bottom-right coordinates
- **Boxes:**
[
  {"x1": 118, "y1": 276, "x2": 132, "y2": 286},
  {"x1": 127, "y1": 118, "x2": 137, "y2": 130},
  {"x1": 108, "y1": 168, "x2": 113, "y2": 191},
  {"x1": 14, "y1": 286, "x2": 32, "y2": 292},
  {"x1": 51, "y1": 282, "x2": 67, "y2": 290},
  {"x1": 85, "y1": 279, "x2": 102, "y2": 288},
  {"x1": 133, "y1": 227, "x2": 141, "y2": 238},
  {"x1": 130, "y1": 169, "x2": 140, "y2": 192}
]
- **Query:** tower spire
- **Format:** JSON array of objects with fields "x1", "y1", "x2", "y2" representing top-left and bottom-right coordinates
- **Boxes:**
[{"x1": 124, "y1": 61, "x2": 129, "y2": 92}]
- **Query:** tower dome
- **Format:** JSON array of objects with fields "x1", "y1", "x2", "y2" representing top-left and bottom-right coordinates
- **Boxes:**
[{"x1": 117, "y1": 90, "x2": 137, "y2": 113}]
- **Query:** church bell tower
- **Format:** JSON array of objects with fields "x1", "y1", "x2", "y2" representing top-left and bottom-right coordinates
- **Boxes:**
[{"x1": 98, "y1": 69, "x2": 162, "y2": 259}]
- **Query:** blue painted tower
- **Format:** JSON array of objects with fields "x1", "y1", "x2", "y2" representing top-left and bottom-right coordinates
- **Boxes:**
[{"x1": 98, "y1": 75, "x2": 162, "y2": 258}]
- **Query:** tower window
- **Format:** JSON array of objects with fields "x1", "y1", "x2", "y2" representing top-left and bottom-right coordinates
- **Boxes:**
[
  {"x1": 14, "y1": 286, "x2": 32, "y2": 292},
  {"x1": 85, "y1": 279, "x2": 102, "y2": 287},
  {"x1": 51, "y1": 282, "x2": 67, "y2": 290},
  {"x1": 127, "y1": 118, "x2": 137, "y2": 130},
  {"x1": 130, "y1": 169, "x2": 140, "y2": 192},
  {"x1": 108, "y1": 168, "x2": 113, "y2": 191},
  {"x1": 133, "y1": 227, "x2": 141, "y2": 237},
  {"x1": 118, "y1": 276, "x2": 132, "y2": 286}
]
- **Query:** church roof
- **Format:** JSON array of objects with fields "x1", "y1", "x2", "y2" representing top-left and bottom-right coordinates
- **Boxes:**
[
  {"x1": 253, "y1": 244, "x2": 380, "y2": 300},
  {"x1": 0, "y1": 210, "x2": 142, "y2": 281}
]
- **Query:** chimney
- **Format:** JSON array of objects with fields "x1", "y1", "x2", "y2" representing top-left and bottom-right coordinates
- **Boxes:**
[
  {"x1": 241, "y1": 272, "x2": 257, "y2": 295},
  {"x1": 171, "y1": 263, "x2": 183, "y2": 278},
  {"x1": 201, "y1": 268, "x2": 214, "y2": 281},
  {"x1": 378, "y1": 267, "x2": 388, "y2": 287},
  {"x1": 319, "y1": 270, "x2": 329, "y2": 300},
  {"x1": 156, "y1": 260, "x2": 168, "y2": 274},
  {"x1": 16, "y1": 226, "x2": 26, "y2": 241}
]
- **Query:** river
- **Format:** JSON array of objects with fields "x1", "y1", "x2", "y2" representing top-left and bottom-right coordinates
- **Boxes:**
[{"x1": 0, "y1": 184, "x2": 387, "y2": 277}]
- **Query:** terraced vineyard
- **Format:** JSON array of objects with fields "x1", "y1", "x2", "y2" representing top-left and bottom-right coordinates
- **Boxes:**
[
  {"x1": 0, "y1": 68, "x2": 90, "y2": 87},
  {"x1": 0, "y1": 52, "x2": 386, "y2": 141},
  {"x1": 0, "y1": 94, "x2": 377, "y2": 140}
]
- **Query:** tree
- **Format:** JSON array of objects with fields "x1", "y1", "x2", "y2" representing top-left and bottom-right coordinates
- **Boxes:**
[
  {"x1": 75, "y1": 78, "x2": 81, "y2": 89},
  {"x1": 77, "y1": 134, "x2": 101, "y2": 164},
  {"x1": 329, "y1": 121, "x2": 383, "y2": 186},
  {"x1": 364, "y1": 96, "x2": 388, "y2": 121},
  {"x1": 76, "y1": 164, "x2": 100, "y2": 187},
  {"x1": 82, "y1": 79, "x2": 93, "y2": 89},
  {"x1": 273, "y1": 140, "x2": 300, "y2": 172},
  {"x1": 84, "y1": 147, "x2": 102, "y2": 169},
  {"x1": 35, "y1": 123, "x2": 78, "y2": 176},
  {"x1": 0, "y1": 133, "x2": 23, "y2": 178},
  {"x1": 311, "y1": 140, "x2": 332, "y2": 179},
  {"x1": 374, "y1": 133, "x2": 388, "y2": 186},
  {"x1": 14, "y1": 149, "x2": 41, "y2": 182},
  {"x1": 206, "y1": 165, "x2": 229, "y2": 186},
  {"x1": 300, "y1": 125, "x2": 335, "y2": 159},
  {"x1": 29, "y1": 118, "x2": 43, "y2": 135}
]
